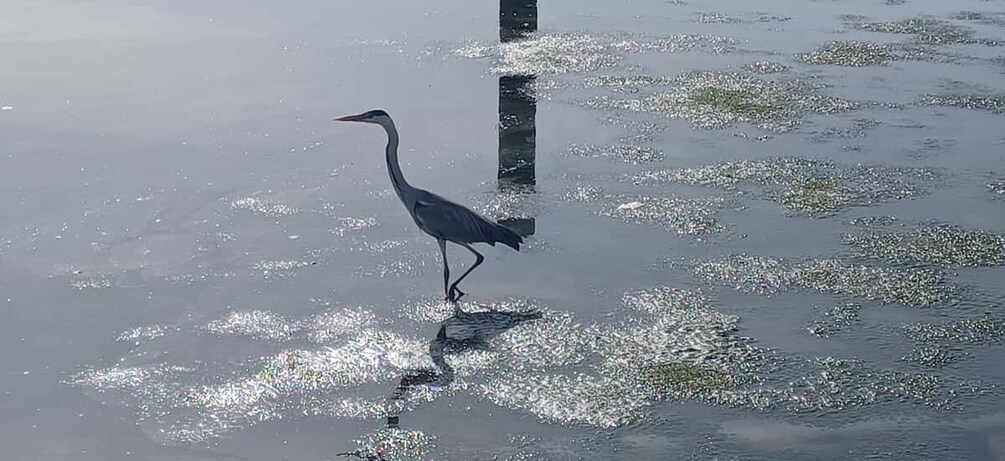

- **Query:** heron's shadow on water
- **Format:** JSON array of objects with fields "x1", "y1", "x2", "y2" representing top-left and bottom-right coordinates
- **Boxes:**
[{"x1": 338, "y1": 303, "x2": 542, "y2": 460}]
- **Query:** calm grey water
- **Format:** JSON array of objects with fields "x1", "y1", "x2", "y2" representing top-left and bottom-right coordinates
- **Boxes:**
[{"x1": 2, "y1": 0, "x2": 1005, "y2": 459}]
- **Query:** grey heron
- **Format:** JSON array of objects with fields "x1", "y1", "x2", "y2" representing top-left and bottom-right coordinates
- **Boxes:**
[{"x1": 335, "y1": 109, "x2": 523, "y2": 302}]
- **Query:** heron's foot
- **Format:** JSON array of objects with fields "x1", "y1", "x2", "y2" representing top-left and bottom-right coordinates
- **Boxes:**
[{"x1": 450, "y1": 286, "x2": 465, "y2": 302}]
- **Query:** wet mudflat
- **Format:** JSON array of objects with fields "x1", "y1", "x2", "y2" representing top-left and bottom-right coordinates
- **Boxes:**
[{"x1": 2, "y1": 0, "x2": 1005, "y2": 459}]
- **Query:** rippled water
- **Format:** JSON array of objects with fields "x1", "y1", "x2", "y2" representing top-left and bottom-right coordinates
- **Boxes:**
[{"x1": 2, "y1": 0, "x2": 1005, "y2": 459}]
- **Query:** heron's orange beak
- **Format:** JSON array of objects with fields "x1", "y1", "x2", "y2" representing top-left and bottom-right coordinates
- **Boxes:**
[{"x1": 334, "y1": 114, "x2": 366, "y2": 122}]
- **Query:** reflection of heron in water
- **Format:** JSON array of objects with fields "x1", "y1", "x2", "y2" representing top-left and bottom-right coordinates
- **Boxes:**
[
  {"x1": 338, "y1": 306, "x2": 541, "y2": 460},
  {"x1": 386, "y1": 306, "x2": 542, "y2": 428}
]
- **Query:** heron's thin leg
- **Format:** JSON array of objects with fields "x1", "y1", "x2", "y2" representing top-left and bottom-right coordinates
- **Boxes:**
[
  {"x1": 448, "y1": 243, "x2": 484, "y2": 301},
  {"x1": 437, "y1": 239, "x2": 451, "y2": 301}
]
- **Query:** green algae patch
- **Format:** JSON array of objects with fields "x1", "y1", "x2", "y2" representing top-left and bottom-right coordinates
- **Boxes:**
[
  {"x1": 906, "y1": 314, "x2": 1005, "y2": 344},
  {"x1": 600, "y1": 71, "x2": 856, "y2": 132},
  {"x1": 793, "y1": 259, "x2": 947, "y2": 306},
  {"x1": 742, "y1": 61, "x2": 789, "y2": 74},
  {"x1": 847, "y1": 222, "x2": 1005, "y2": 267},
  {"x1": 688, "y1": 86, "x2": 786, "y2": 118},
  {"x1": 641, "y1": 362, "x2": 733, "y2": 397},
  {"x1": 694, "y1": 255, "x2": 953, "y2": 306},
  {"x1": 861, "y1": 17, "x2": 995, "y2": 46},
  {"x1": 800, "y1": 41, "x2": 896, "y2": 66},
  {"x1": 782, "y1": 178, "x2": 850, "y2": 212},
  {"x1": 953, "y1": 11, "x2": 1005, "y2": 27},
  {"x1": 634, "y1": 157, "x2": 938, "y2": 214}
]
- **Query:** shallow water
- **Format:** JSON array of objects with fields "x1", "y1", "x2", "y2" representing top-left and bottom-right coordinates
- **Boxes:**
[{"x1": 2, "y1": 0, "x2": 1005, "y2": 459}]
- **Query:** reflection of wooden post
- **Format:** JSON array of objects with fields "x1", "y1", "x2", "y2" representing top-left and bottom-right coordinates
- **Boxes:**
[
  {"x1": 500, "y1": 0, "x2": 538, "y2": 42},
  {"x1": 497, "y1": 74, "x2": 536, "y2": 188},
  {"x1": 498, "y1": 0, "x2": 538, "y2": 236}
]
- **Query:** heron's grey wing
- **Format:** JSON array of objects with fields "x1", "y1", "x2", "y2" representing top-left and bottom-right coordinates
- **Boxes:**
[{"x1": 412, "y1": 200, "x2": 497, "y2": 244}]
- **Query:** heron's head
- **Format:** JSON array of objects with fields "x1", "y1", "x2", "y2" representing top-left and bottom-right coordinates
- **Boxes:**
[{"x1": 334, "y1": 109, "x2": 391, "y2": 125}]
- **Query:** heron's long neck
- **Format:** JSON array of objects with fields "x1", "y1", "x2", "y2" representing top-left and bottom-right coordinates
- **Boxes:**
[{"x1": 381, "y1": 119, "x2": 412, "y2": 201}]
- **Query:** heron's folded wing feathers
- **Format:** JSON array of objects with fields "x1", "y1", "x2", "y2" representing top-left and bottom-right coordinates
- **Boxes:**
[{"x1": 413, "y1": 200, "x2": 499, "y2": 245}]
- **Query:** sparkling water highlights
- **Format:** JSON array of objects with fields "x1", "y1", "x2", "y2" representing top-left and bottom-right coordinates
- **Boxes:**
[
  {"x1": 456, "y1": 33, "x2": 736, "y2": 77},
  {"x1": 604, "y1": 196, "x2": 726, "y2": 236},
  {"x1": 565, "y1": 143, "x2": 664, "y2": 164},
  {"x1": 806, "y1": 304, "x2": 862, "y2": 338}
]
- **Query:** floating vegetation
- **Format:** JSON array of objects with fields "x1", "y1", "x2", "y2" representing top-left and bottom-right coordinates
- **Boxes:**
[
  {"x1": 903, "y1": 314, "x2": 1005, "y2": 367},
  {"x1": 565, "y1": 143, "x2": 664, "y2": 164},
  {"x1": 594, "y1": 287, "x2": 759, "y2": 406},
  {"x1": 695, "y1": 12, "x2": 790, "y2": 24},
  {"x1": 634, "y1": 157, "x2": 938, "y2": 214},
  {"x1": 341, "y1": 428, "x2": 436, "y2": 461},
  {"x1": 693, "y1": 255, "x2": 794, "y2": 295},
  {"x1": 782, "y1": 178, "x2": 849, "y2": 212},
  {"x1": 736, "y1": 357, "x2": 986, "y2": 412},
  {"x1": 229, "y1": 197, "x2": 298, "y2": 217},
  {"x1": 810, "y1": 119, "x2": 882, "y2": 141},
  {"x1": 806, "y1": 304, "x2": 861, "y2": 337},
  {"x1": 73, "y1": 280, "x2": 997, "y2": 446},
  {"x1": 920, "y1": 93, "x2": 1005, "y2": 115},
  {"x1": 205, "y1": 310, "x2": 299, "y2": 340},
  {"x1": 860, "y1": 17, "x2": 997, "y2": 46},
  {"x1": 583, "y1": 75, "x2": 675, "y2": 92},
  {"x1": 606, "y1": 287, "x2": 757, "y2": 370},
  {"x1": 795, "y1": 259, "x2": 947, "y2": 305},
  {"x1": 459, "y1": 33, "x2": 736, "y2": 76},
  {"x1": 906, "y1": 314, "x2": 1005, "y2": 344},
  {"x1": 850, "y1": 215, "x2": 899, "y2": 227},
  {"x1": 742, "y1": 61, "x2": 789, "y2": 74},
  {"x1": 953, "y1": 11, "x2": 1005, "y2": 27},
  {"x1": 800, "y1": 41, "x2": 896, "y2": 66},
  {"x1": 847, "y1": 222, "x2": 1005, "y2": 266},
  {"x1": 694, "y1": 255, "x2": 951, "y2": 305},
  {"x1": 690, "y1": 86, "x2": 785, "y2": 117},
  {"x1": 599, "y1": 71, "x2": 855, "y2": 132},
  {"x1": 640, "y1": 362, "x2": 733, "y2": 399},
  {"x1": 480, "y1": 373, "x2": 645, "y2": 428},
  {"x1": 605, "y1": 196, "x2": 725, "y2": 235},
  {"x1": 903, "y1": 346, "x2": 963, "y2": 368}
]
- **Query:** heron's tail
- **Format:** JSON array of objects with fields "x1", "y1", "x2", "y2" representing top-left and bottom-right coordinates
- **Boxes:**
[{"x1": 493, "y1": 222, "x2": 523, "y2": 251}]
